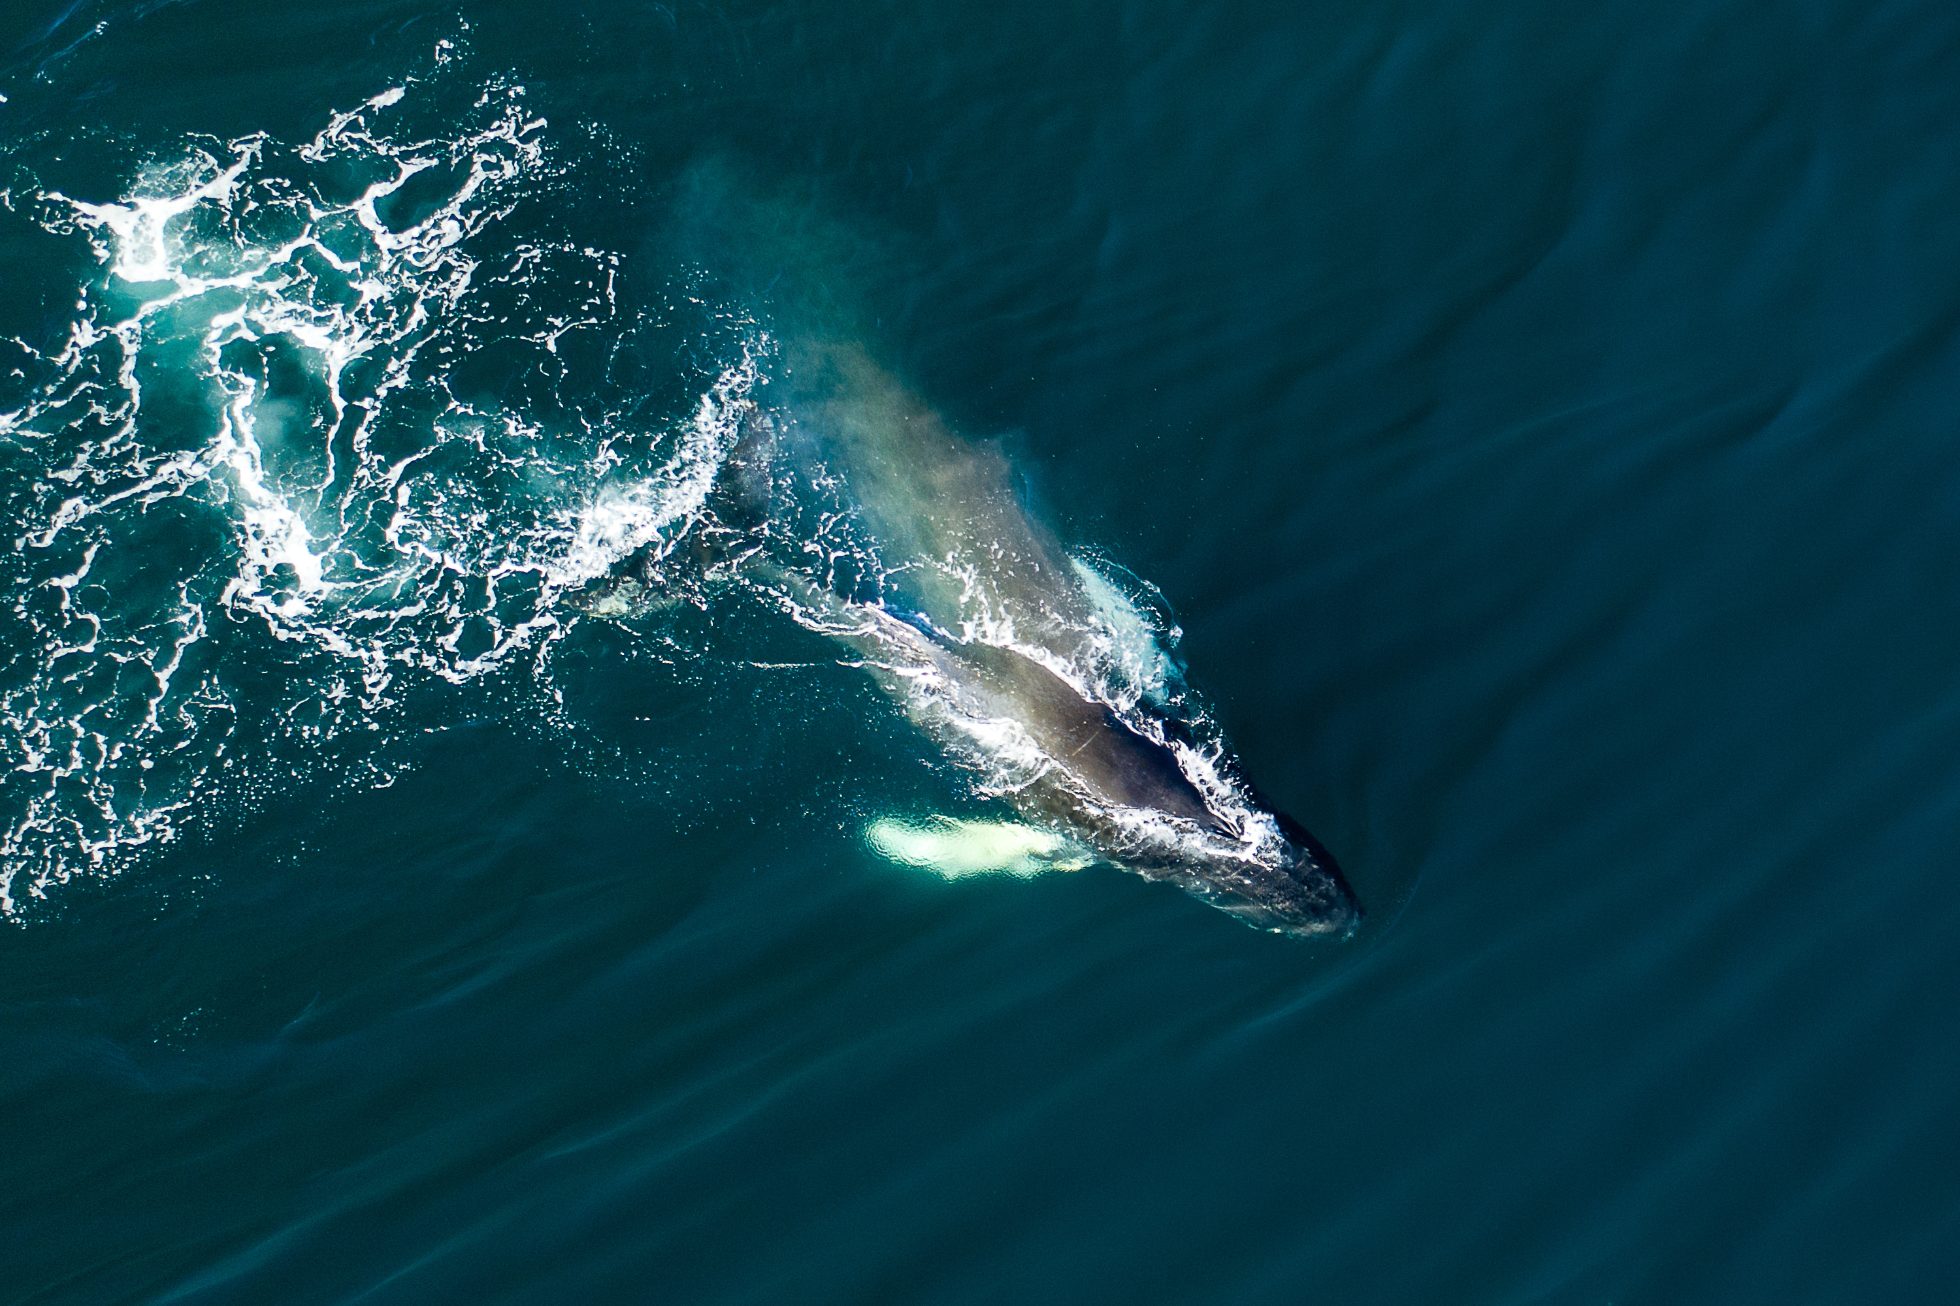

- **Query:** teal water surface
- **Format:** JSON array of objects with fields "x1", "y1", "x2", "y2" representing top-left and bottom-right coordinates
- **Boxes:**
[{"x1": 5, "y1": 1, "x2": 1960, "y2": 1301}]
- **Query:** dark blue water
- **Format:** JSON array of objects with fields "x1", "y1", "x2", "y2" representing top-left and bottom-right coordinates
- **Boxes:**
[{"x1": 6, "y1": 1, "x2": 1960, "y2": 1301}]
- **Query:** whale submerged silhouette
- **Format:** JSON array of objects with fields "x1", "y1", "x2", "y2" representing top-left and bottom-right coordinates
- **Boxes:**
[{"x1": 599, "y1": 337, "x2": 1359, "y2": 938}]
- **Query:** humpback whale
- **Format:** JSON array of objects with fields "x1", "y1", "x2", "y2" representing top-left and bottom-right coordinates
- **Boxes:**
[{"x1": 601, "y1": 337, "x2": 1359, "y2": 937}]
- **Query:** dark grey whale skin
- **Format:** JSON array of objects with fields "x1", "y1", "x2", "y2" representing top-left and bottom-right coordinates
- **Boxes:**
[
  {"x1": 763, "y1": 345, "x2": 1356, "y2": 936},
  {"x1": 595, "y1": 340, "x2": 1360, "y2": 937},
  {"x1": 930, "y1": 631, "x2": 1361, "y2": 938}
]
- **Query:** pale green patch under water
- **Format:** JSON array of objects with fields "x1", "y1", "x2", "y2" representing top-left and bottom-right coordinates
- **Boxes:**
[{"x1": 865, "y1": 816, "x2": 1092, "y2": 878}]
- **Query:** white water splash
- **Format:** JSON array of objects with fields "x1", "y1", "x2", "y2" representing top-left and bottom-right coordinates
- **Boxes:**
[{"x1": 0, "y1": 52, "x2": 752, "y2": 915}]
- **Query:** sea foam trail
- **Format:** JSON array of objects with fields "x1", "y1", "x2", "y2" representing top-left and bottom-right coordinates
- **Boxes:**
[{"x1": 0, "y1": 53, "x2": 750, "y2": 915}]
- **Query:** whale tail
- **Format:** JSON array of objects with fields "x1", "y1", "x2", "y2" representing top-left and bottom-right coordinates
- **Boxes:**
[
  {"x1": 567, "y1": 402, "x2": 780, "y2": 619},
  {"x1": 710, "y1": 404, "x2": 779, "y2": 531}
]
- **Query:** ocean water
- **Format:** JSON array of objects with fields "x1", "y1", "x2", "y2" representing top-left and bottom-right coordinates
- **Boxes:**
[{"x1": 5, "y1": 0, "x2": 1960, "y2": 1301}]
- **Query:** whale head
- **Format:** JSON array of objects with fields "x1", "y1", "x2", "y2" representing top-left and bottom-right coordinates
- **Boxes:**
[
  {"x1": 1242, "y1": 811, "x2": 1362, "y2": 938},
  {"x1": 1128, "y1": 805, "x2": 1360, "y2": 939},
  {"x1": 937, "y1": 639, "x2": 1361, "y2": 937}
]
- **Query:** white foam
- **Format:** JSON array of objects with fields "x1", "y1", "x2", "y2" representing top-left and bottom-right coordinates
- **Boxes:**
[
  {"x1": 0, "y1": 50, "x2": 751, "y2": 915},
  {"x1": 550, "y1": 348, "x2": 761, "y2": 589},
  {"x1": 1069, "y1": 555, "x2": 1184, "y2": 705},
  {"x1": 58, "y1": 144, "x2": 260, "y2": 286}
]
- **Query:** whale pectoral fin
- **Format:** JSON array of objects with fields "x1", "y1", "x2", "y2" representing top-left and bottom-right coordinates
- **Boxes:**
[{"x1": 865, "y1": 816, "x2": 1091, "y2": 878}]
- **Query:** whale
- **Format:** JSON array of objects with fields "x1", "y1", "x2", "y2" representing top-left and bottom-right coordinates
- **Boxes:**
[{"x1": 602, "y1": 337, "x2": 1360, "y2": 937}]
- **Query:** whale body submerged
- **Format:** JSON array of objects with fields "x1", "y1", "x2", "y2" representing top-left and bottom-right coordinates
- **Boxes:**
[{"x1": 607, "y1": 340, "x2": 1358, "y2": 937}]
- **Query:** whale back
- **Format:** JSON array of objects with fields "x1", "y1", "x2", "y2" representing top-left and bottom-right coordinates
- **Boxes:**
[{"x1": 948, "y1": 638, "x2": 1221, "y2": 831}]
